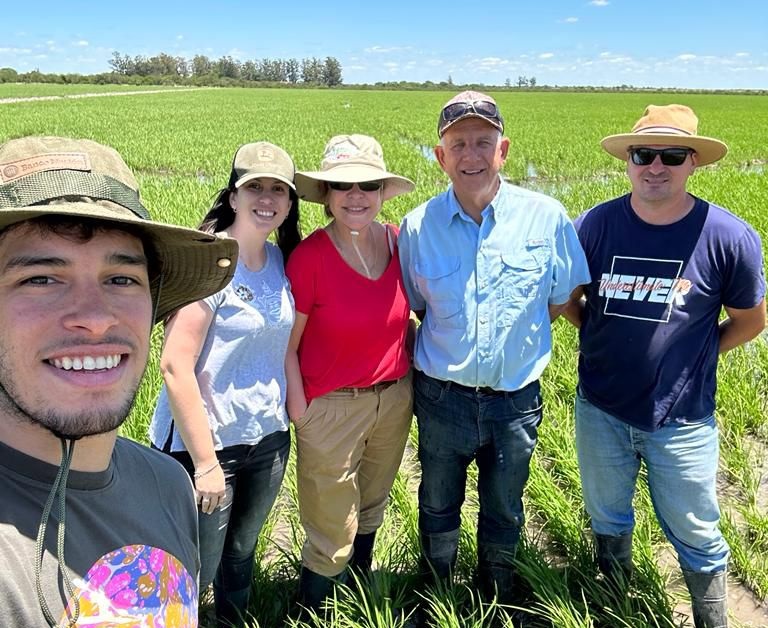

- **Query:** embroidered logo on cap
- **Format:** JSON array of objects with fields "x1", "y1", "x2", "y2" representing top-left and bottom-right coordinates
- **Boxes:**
[
  {"x1": 256, "y1": 147, "x2": 275, "y2": 162},
  {"x1": 0, "y1": 152, "x2": 92, "y2": 184},
  {"x1": 324, "y1": 140, "x2": 359, "y2": 164}
]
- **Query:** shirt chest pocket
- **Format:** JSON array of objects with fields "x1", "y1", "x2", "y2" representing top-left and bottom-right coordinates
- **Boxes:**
[
  {"x1": 498, "y1": 242, "x2": 551, "y2": 315},
  {"x1": 415, "y1": 256, "x2": 464, "y2": 329}
]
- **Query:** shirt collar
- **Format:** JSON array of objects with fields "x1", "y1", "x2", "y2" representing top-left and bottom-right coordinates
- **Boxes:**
[{"x1": 443, "y1": 178, "x2": 504, "y2": 226}]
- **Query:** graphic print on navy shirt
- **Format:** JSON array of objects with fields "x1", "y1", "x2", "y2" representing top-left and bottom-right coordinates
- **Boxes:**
[{"x1": 598, "y1": 255, "x2": 692, "y2": 323}]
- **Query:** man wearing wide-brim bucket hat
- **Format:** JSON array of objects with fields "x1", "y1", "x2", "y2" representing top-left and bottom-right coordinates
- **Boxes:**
[
  {"x1": 398, "y1": 90, "x2": 591, "y2": 611},
  {"x1": 285, "y1": 134, "x2": 415, "y2": 613},
  {"x1": 563, "y1": 104, "x2": 766, "y2": 627},
  {"x1": 0, "y1": 135, "x2": 237, "y2": 627}
]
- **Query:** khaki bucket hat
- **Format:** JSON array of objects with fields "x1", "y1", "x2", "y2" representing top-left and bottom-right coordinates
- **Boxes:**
[
  {"x1": 295, "y1": 134, "x2": 414, "y2": 204},
  {"x1": 601, "y1": 104, "x2": 728, "y2": 166},
  {"x1": 232, "y1": 141, "x2": 298, "y2": 191},
  {"x1": 0, "y1": 136, "x2": 237, "y2": 321}
]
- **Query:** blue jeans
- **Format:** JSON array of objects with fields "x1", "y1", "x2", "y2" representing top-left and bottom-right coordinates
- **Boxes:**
[
  {"x1": 169, "y1": 430, "x2": 290, "y2": 626},
  {"x1": 414, "y1": 371, "x2": 543, "y2": 569},
  {"x1": 575, "y1": 390, "x2": 729, "y2": 574}
]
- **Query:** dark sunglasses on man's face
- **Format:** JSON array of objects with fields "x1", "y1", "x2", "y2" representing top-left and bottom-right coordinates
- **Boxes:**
[
  {"x1": 629, "y1": 147, "x2": 692, "y2": 166},
  {"x1": 328, "y1": 181, "x2": 383, "y2": 192},
  {"x1": 441, "y1": 100, "x2": 500, "y2": 123}
]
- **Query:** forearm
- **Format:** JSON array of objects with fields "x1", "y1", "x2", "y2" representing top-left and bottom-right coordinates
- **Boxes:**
[
  {"x1": 719, "y1": 317, "x2": 765, "y2": 354},
  {"x1": 719, "y1": 300, "x2": 766, "y2": 354},
  {"x1": 285, "y1": 348, "x2": 307, "y2": 421},
  {"x1": 561, "y1": 295, "x2": 586, "y2": 328},
  {"x1": 163, "y1": 370, "x2": 218, "y2": 468},
  {"x1": 549, "y1": 302, "x2": 566, "y2": 322}
]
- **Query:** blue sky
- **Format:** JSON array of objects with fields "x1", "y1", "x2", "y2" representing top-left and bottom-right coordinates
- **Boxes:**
[{"x1": 2, "y1": 0, "x2": 766, "y2": 89}]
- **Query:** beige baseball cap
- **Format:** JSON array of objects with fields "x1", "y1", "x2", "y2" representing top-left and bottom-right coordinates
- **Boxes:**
[{"x1": 232, "y1": 141, "x2": 297, "y2": 190}]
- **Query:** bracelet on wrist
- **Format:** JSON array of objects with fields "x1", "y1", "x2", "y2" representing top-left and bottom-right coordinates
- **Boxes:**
[{"x1": 193, "y1": 461, "x2": 220, "y2": 480}]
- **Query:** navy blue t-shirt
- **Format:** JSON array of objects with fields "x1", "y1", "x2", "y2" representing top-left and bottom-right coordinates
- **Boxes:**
[{"x1": 575, "y1": 193, "x2": 765, "y2": 431}]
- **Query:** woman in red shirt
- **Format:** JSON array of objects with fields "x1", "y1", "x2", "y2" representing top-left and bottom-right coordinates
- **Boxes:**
[{"x1": 285, "y1": 134, "x2": 414, "y2": 612}]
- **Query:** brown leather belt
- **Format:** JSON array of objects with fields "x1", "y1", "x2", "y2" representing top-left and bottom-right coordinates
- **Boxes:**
[{"x1": 335, "y1": 379, "x2": 400, "y2": 394}]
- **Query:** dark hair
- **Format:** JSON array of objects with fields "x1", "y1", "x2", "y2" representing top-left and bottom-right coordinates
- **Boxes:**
[
  {"x1": 199, "y1": 170, "x2": 302, "y2": 264},
  {"x1": 0, "y1": 215, "x2": 160, "y2": 282}
]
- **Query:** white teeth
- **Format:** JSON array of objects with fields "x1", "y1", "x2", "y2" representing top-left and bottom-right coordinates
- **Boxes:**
[
  {"x1": 255, "y1": 210, "x2": 276, "y2": 217},
  {"x1": 49, "y1": 354, "x2": 122, "y2": 371}
]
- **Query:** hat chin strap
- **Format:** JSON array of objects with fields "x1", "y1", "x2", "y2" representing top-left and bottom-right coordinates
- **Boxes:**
[
  {"x1": 35, "y1": 438, "x2": 80, "y2": 627},
  {"x1": 348, "y1": 230, "x2": 373, "y2": 279}
]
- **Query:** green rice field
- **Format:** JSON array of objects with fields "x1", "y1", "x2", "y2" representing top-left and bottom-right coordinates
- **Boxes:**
[{"x1": 1, "y1": 86, "x2": 766, "y2": 627}]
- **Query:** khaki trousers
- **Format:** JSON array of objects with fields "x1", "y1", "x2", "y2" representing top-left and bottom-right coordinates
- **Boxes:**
[{"x1": 295, "y1": 371, "x2": 413, "y2": 577}]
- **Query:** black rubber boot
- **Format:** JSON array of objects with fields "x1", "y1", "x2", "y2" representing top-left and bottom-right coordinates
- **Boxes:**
[
  {"x1": 594, "y1": 532, "x2": 633, "y2": 589},
  {"x1": 213, "y1": 584, "x2": 249, "y2": 627},
  {"x1": 682, "y1": 569, "x2": 728, "y2": 628},
  {"x1": 477, "y1": 543, "x2": 517, "y2": 605},
  {"x1": 350, "y1": 531, "x2": 376, "y2": 574},
  {"x1": 297, "y1": 566, "x2": 336, "y2": 615},
  {"x1": 419, "y1": 528, "x2": 460, "y2": 585}
]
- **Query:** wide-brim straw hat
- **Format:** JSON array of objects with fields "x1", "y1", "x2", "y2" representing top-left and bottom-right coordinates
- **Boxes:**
[
  {"x1": 601, "y1": 104, "x2": 728, "y2": 166},
  {"x1": 0, "y1": 136, "x2": 237, "y2": 321},
  {"x1": 295, "y1": 134, "x2": 414, "y2": 204}
]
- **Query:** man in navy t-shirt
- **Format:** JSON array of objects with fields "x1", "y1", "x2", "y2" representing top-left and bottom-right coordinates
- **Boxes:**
[{"x1": 564, "y1": 104, "x2": 765, "y2": 628}]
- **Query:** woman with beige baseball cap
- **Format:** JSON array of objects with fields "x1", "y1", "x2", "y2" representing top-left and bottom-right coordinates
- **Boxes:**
[
  {"x1": 149, "y1": 141, "x2": 303, "y2": 627},
  {"x1": 285, "y1": 135, "x2": 415, "y2": 612}
]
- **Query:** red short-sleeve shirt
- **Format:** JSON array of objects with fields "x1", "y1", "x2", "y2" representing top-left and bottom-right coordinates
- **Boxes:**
[{"x1": 285, "y1": 226, "x2": 411, "y2": 402}]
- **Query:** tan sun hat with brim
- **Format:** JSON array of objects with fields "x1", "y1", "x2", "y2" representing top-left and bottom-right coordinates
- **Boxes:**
[
  {"x1": 232, "y1": 141, "x2": 298, "y2": 191},
  {"x1": 0, "y1": 136, "x2": 238, "y2": 322},
  {"x1": 295, "y1": 134, "x2": 414, "y2": 204},
  {"x1": 601, "y1": 104, "x2": 728, "y2": 167}
]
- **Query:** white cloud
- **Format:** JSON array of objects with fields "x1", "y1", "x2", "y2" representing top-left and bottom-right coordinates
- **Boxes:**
[
  {"x1": 74, "y1": 40, "x2": 89, "y2": 47},
  {"x1": 589, "y1": 0, "x2": 609, "y2": 5},
  {"x1": 676, "y1": 54, "x2": 697, "y2": 61},
  {"x1": 539, "y1": 52, "x2": 555, "y2": 59},
  {"x1": 563, "y1": 17, "x2": 579, "y2": 23},
  {"x1": 364, "y1": 45, "x2": 411, "y2": 54},
  {"x1": 0, "y1": 47, "x2": 32, "y2": 54},
  {"x1": 176, "y1": 35, "x2": 183, "y2": 41},
  {"x1": 346, "y1": 64, "x2": 366, "y2": 71},
  {"x1": 735, "y1": 52, "x2": 750, "y2": 57}
]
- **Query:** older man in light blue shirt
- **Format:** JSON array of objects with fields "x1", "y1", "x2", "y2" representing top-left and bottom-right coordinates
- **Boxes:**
[{"x1": 398, "y1": 90, "x2": 589, "y2": 605}]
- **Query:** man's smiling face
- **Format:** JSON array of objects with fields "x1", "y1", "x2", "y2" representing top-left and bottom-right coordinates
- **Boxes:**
[{"x1": 0, "y1": 222, "x2": 153, "y2": 439}]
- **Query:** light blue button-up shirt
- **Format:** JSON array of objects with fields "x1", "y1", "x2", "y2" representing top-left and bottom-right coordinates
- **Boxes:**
[{"x1": 398, "y1": 180, "x2": 590, "y2": 391}]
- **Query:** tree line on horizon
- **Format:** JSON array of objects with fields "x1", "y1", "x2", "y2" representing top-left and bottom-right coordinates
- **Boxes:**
[
  {"x1": 0, "y1": 51, "x2": 343, "y2": 88},
  {"x1": 0, "y1": 53, "x2": 763, "y2": 95}
]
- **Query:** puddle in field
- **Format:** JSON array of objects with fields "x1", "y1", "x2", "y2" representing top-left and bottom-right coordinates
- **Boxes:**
[
  {"x1": 739, "y1": 161, "x2": 765, "y2": 174},
  {"x1": 417, "y1": 143, "x2": 437, "y2": 162}
]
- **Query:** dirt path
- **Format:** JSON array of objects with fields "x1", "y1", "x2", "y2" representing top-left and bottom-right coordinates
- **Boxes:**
[{"x1": 0, "y1": 87, "x2": 210, "y2": 105}]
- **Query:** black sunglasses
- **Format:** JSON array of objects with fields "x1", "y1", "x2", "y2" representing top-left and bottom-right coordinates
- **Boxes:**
[
  {"x1": 442, "y1": 99, "x2": 500, "y2": 122},
  {"x1": 327, "y1": 180, "x2": 383, "y2": 192},
  {"x1": 629, "y1": 147, "x2": 692, "y2": 166}
]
